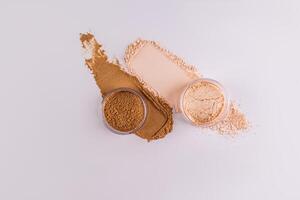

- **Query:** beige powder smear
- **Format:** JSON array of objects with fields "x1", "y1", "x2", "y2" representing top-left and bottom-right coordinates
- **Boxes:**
[
  {"x1": 125, "y1": 40, "x2": 200, "y2": 112},
  {"x1": 125, "y1": 40, "x2": 249, "y2": 135}
]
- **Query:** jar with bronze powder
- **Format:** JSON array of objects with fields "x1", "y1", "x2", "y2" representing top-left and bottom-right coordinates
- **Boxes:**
[
  {"x1": 180, "y1": 78, "x2": 230, "y2": 127},
  {"x1": 102, "y1": 88, "x2": 147, "y2": 134}
]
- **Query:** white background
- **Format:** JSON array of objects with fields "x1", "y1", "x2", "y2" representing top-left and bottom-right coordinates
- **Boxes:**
[{"x1": 0, "y1": 1, "x2": 299, "y2": 200}]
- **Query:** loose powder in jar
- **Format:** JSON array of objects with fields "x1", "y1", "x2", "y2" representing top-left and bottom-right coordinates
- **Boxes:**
[
  {"x1": 181, "y1": 79, "x2": 227, "y2": 126},
  {"x1": 103, "y1": 90, "x2": 146, "y2": 133}
]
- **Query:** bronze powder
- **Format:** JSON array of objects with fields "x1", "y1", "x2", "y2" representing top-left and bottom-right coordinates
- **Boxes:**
[
  {"x1": 103, "y1": 91, "x2": 145, "y2": 132},
  {"x1": 80, "y1": 33, "x2": 173, "y2": 141}
]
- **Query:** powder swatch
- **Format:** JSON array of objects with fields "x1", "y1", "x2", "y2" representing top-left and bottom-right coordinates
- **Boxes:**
[
  {"x1": 80, "y1": 33, "x2": 173, "y2": 141},
  {"x1": 124, "y1": 39, "x2": 249, "y2": 135},
  {"x1": 125, "y1": 40, "x2": 201, "y2": 112}
]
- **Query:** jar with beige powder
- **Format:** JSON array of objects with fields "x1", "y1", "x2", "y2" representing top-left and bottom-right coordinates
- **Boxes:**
[{"x1": 180, "y1": 78, "x2": 230, "y2": 127}]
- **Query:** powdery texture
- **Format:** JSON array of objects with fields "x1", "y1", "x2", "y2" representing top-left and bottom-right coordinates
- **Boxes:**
[
  {"x1": 182, "y1": 81, "x2": 225, "y2": 125},
  {"x1": 125, "y1": 39, "x2": 200, "y2": 79},
  {"x1": 103, "y1": 91, "x2": 145, "y2": 132},
  {"x1": 125, "y1": 39, "x2": 201, "y2": 112},
  {"x1": 210, "y1": 103, "x2": 249, "y2": 135},
  {"x1": 80, "y1": 33, "x2": 173, "y2": 141}
]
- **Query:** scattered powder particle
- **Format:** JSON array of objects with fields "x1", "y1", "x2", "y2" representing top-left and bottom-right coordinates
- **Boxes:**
[
  {"x1": 103, "y1": 91, "x2": 145, "y2": 132},
  {"x1": 210, "y1": 103, "x2": 249, "y2": 135},
  {"x1": 80, "y1": 33, "x2": 173, "y2": 141},
  {"x1": 182, "y1": 81, "x2": 225, "y2": 125}
]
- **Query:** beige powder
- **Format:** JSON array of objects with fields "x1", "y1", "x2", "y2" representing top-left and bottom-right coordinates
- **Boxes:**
[
  {"x1": 210, "y1": 103, "x2": 249, "y2": 134},
  {"x1": 124, "y1": 39, "x2": 249, "y2": 135},
  {"x1": 182, "y1": 81, "x2": 225, "y2": 125},
  {"x1": 125, "y1": 40, "x2": 200, "y2": 112}
]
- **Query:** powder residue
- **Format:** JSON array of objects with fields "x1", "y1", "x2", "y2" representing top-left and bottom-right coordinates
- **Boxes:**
[
  {"x1": 124, "y1": 39, "x2": 249, "y2": 135},
  {"x1": 80, "y1": 33, "x2": 173, "y2": 141},
  {"x1": 210, "y1": 103, "x2": 249, "y2": 135},
  {"x1": 103, "y1": 91, "x2": 145, "y2": 132},
  {"x1": 182, "y1": 81, "x2": 225, "y2": 125}
]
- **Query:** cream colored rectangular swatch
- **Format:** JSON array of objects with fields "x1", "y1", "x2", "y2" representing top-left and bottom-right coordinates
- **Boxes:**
[{"x1": 125, "y1": 40, "x2": 200, "y2": 112}]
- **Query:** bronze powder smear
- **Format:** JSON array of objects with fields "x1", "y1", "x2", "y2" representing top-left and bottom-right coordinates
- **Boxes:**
[{"x1": 80, "y1": 33, "x2": 173, "y2": 141}]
